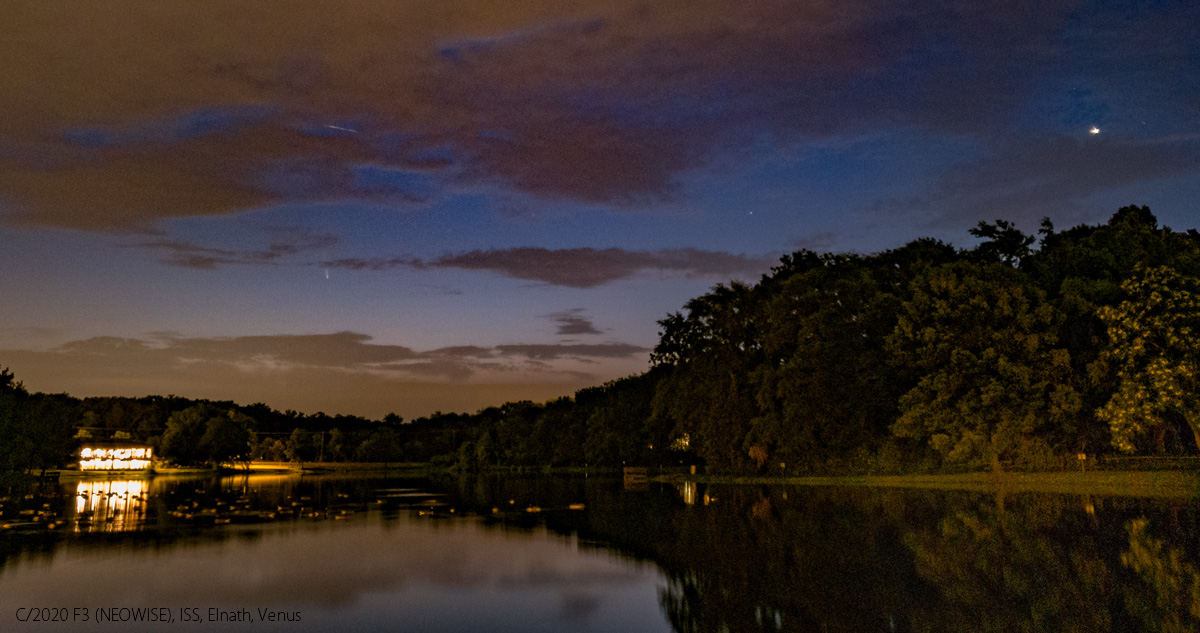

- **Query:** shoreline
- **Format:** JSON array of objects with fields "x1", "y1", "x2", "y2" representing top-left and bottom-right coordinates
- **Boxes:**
[
  {"x1": 654, "y1": 470, "x2": 1200, "y2": 498},
  {"x1": 32, "y1": 464, "x2": 1200, "y2": 498}
]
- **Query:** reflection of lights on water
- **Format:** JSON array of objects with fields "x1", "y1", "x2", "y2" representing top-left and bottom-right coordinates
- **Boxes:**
[
  {"x1": 681, "y1": 482, "x2": 696, "y2": 505},
  {"x1": 75, "y1": 480, "x2": 148, "y2": 532},
  {"x1": 79, "y1": 447, "x2": 152, "y2": 470}
]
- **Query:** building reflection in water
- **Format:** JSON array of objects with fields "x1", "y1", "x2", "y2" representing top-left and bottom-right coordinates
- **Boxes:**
[{"x1": 74, "y1": 479, "x2": 148, "y2": 532}]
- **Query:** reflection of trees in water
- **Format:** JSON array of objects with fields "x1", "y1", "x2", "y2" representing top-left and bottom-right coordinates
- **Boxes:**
[
  {"x1": 901, "y1": 492, "x2": 1127, "y2": 632},
  {"x1": 7, "y1": 473, "x2": 1200, "y2": 633},
  {"x1": 902, "y1": 495, "x2": 1200, "y2": 633},
  {"x1": 525, "y1": 480, "x2": 1200, "y2": 633},
  {"x1": 1122, "y1": 517, "x2": 1200, "y2": 633},
  {"x1": 649, "y1": 486, "x2": 943, "y2": 633}
]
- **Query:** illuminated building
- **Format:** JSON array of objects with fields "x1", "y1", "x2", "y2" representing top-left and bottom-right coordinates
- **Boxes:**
[{"x1": 78, "y1": 445, "x2": 153, "y2": 471}]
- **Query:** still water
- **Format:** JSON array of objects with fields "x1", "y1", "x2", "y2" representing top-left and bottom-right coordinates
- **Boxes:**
[{"x1": 2, "y1": 473, "x2": 1200, "y2": 632}]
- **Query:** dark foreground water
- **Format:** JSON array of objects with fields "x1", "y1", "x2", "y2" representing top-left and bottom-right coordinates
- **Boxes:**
[{"x1": 2, "y1": 473, "x2": 1200, "y2": 632}]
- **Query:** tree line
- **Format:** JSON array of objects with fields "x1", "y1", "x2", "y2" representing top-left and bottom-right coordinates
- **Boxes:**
[
  {"x1": 648, "y1": 206, "x2": 1200, "y2": 473},
  {"x1": 2, "y1": 206, "x2": 1199, "y2": 477}
]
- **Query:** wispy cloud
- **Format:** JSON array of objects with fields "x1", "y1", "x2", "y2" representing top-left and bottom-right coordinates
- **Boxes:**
[
  {"x1": 130, "y1": 231, "x2": 339, "y2": 269},
  {"x1": 325, "y1": 247, "x2": 775, "y2": 287},
  {"x1": 495, "y1": 343, "x2": 645, "y2": 361},
  {"x1": 545, "y1": 308, "x2": 603, "y2": 336},
  {"x1": 2, "y1": 331, "x2": 650, "y2": 417},
  {"x1": 25, "y1": 330, "x2": 647, "y2": 383},
  {"x1": 321, "y1": 256, "x2": 422, "y2": 272}
]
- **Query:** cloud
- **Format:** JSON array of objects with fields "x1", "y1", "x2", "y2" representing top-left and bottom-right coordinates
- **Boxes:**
[
  {"x1": 47, "y1": 331, "x2": 645, "y2": 371},
  {"x1": 494, "y1": 343, "x2": 647, "y2": 361},
  {"x1": 0, "y1": 331, "x2": 650, "y2": 417},
  {"x1": 546, "y1": 309, "x2": 603, "y2": 336},
  {"x1": 326, "y1": 247, "x2": 775, "y2": 287},
  {"x1": 129, "y1": 231, "x2": 339, "y2": 269},
  {"x1": 4, "y1": 0, "x2": 1195, "y2": 230},
  {"x1": 322, "y1": 255, "x2": 423, "y2": 272}
]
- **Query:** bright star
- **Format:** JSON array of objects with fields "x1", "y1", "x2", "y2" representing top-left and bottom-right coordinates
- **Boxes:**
[{"x1": 1089, "y1": 126, "x2": 1100, "y2": 135}]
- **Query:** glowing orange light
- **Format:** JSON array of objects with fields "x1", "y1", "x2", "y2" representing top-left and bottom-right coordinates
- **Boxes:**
[{"x1": 79, "y1": 446, "x2": 153, "y2": 470}]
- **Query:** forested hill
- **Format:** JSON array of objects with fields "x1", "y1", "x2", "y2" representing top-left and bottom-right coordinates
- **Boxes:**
[{"x1": 3, "y1": 206, "x2": 1200, "y2": 476}]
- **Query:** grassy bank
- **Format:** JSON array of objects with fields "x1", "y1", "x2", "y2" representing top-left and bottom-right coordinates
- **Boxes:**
[{"x1": 655, "y1": 470, "x2": 1200, "y2": 498}]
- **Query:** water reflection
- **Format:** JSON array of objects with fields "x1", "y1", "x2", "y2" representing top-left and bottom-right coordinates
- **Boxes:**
[
  {"x1": 0, "y1": 474, "x2": 668, "y2": 633},
  {"x1": 679, "y1": 481, "x2": 696, "y2": 505},
  {"x1": 74, "y1": 479, "x2": 148, "y2": 532},
  {"x1": 3, "y1": 474, "x2": 1200, "y2": 632}
]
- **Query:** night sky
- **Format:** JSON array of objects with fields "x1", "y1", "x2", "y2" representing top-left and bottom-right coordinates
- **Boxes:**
[{"x1": 2, "y1": 0, "x2": 1198, "y2": 418}]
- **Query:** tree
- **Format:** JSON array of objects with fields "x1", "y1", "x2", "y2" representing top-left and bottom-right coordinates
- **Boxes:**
[
  {"x1": 200, "y1": 410, "x2": 253, "y2": 468},
  {"x1": 21, "y1": 394, "x2": 77, "y2": 473},
  {"x1": 584, "y1": 374, "x2": 658, "y2": 465},
  {"x1": 651, "y1": 282, "x2": 766, "y2": 471},
  {"x1": 161, "y1": 405, "x2": 254, "y2": 467},
  {"x1": 750, "y1": 253, "x2": 915, "y2": 472},
  {"x1": 254, "y1": 437, "x2": 287, "y2": 461},
  {"x1": 354, "y1": 429, "x2": 403, "y2": 467},
  {"x1": 285, "y1": 428, "x2": 320, "y2": 462},
  {"x1": 0, "y1": 368, "x2": 31, "y2": 477},
  {"x1": 969, "y1": 219, "x2": 1035, "y2": 267},
  {"x1": 888, "y1": 261, "x2": 1080, "y2": 469},
  {"x1": 161, "y1": 405, "x2": 212, "y2": 466},
  {"x1": 1097, "y1": 266, "x2": 1200, "y2": 452},
  {"x1": 325, "y1": 428, "x2": 347, "y2": 461},
  {"x1": 1023, "y1": 206, "x2": 1200, "y2": 453}
]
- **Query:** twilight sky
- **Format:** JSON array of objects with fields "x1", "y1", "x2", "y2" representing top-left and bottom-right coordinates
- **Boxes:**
[{"x1": 2, "y1": 0, "x2": 1198, "y2": 418}]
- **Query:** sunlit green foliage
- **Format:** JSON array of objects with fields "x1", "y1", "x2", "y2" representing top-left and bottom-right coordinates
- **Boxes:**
[{"x1": 1098, "y1": 266, "x2": 1200, "y2": 452}]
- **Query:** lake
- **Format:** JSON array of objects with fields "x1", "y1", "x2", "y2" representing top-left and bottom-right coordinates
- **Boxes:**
[{"x1": 2, "y1": 472, "x2": 1199, "y2": 632}]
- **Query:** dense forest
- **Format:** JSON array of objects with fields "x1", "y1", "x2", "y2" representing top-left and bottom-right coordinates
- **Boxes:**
[{"x1": 2, "y1": 206, "x2": 1199, "y2": 478}]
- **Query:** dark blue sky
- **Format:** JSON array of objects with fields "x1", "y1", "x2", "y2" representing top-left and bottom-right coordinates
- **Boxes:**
[{"x1": 1, "y1": 0, "x2": 1197, "y2": 417}]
